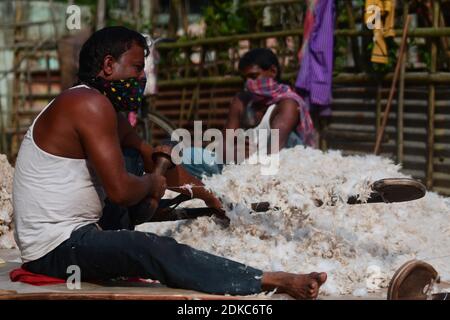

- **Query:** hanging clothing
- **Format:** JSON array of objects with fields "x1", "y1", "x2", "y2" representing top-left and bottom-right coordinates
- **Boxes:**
[
  {"x1": 365, "y1": 0, "x2": 396, "y2": 64},
  {"x1": 295, "y1": 0, "x2": 335, "y2": 116},
  {"x1": 297, "y1": 0, "x2": 317, "y2": 64}
]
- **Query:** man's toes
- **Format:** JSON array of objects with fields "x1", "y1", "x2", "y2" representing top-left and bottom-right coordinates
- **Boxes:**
[
  {"x1": 310, "y1": 272, "x2": 327, "y2": 285},
  {"x1": 309, "y1": 280, "x2": 318, "y2": 290},
  {"x1": 308, "y1": 288, "x2": 318, "y2": 299},
  {"x1": 318, "y1": 272, "x2": 327, "y2": 284}
]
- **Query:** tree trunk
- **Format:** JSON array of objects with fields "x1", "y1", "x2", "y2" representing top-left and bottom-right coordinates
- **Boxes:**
[
  {"x1": 168, "y1": 0, "x2": 181, "y2": 37},
  {"x1": 96, "y1": 0, "x2": 106, "y2": 30}
]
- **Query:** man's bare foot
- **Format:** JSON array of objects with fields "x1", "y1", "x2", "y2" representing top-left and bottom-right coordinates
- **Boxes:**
[{"x1": 261, "y1": 271, "x2": 327, "y2": 299}]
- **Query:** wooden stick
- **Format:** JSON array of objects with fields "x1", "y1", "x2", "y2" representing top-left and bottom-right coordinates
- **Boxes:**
[
  {"x1": 375, "y1": 82, "x2": 382, "y2": 134},
  {"x1": 157, "y1": 27, "x2": 450, "y2": 50},
  {"x1": 345, "y1": 0, "x2": 361, "y2": 70},
  {"x1": 374, "y1": 15, "x2": 412, "y2": 155},
  {"x1": 96, "y1": 0, "x2": 106, "y2": 30},
  {"x1": 426, "y1": 1, "x2": 440, "y2": 189},
  {"x1": 157, "y1": 71, "x2": 450, "y2": 88},
  {"x1": 397, "y1": 2, "x2": 410, "y2": 164}
]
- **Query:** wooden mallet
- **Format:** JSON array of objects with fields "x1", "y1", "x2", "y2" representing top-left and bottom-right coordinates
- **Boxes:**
[{"x1": 147, "y1": 145, "x2": 175, "y2": 216}]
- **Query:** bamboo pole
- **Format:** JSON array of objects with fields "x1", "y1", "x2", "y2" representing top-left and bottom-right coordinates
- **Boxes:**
[
  {"x1": 96, "y1": 0, "x2": 106, "y2": 30},
  {"x1": 168, "y1": 0, "x2": 180, "y2": 38},
  {"x1": 48, "y1": 0, "x2": 59, "y2": 40},
  {"x1": 439, "y1": 9, "x2": 450, "y2": 65},
  {"x1": 0, "y1": 20, "x2": 63, "y2": 28},
  {"x1": 374, "y1": 15, "x2": 412, "y2": 155},
  {"x1": 333, "y1": 72, "x2": 450, "y2": 84},
  {"x1": 180, "y1": 0, "x2": 189, "y2": 37},
  {"x1": 133, "y1": 0, "x2": 141, "y2": 30},
  {"x1": 396, "y1": 53, "x2": 406, "y2": 163},
  {"x1": 11, "y1": 0, "x2": 24, "y2": 160},
  {"x1": 151, "y1": 0, "x2": 159, "y2": 31},
  {"x1": 157, "y1": 71, "x2": 450, "y2": 88},
  {"x1": 0, "y1": 99, "x2": 5, "y2": 155},
  {"x1": 397, "y1": 3, "x2": 410, "y2": 165},
  {"x1": 178, "y1": 47, "x2": 192, "y2": 127},
  {"x1": 242, "y1": 0, "x2": 302, "y2": 7},
  {"x1": 345, "y1": 0, "x2": 361, "y2": 70},
  {"x1": 158, "y1": 27, "x2": 450, "y2": 50},
  {"x1": 375, "y1": 82, "x2": 382, "y2": 134},
  {"x1": 426, "y1": 1, "x2": 440, "y2": 189}
]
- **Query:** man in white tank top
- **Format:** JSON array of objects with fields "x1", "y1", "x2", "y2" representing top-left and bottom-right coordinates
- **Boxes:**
[{"x1": 13, "y1": 27, "x2": 326, "y2": 299}]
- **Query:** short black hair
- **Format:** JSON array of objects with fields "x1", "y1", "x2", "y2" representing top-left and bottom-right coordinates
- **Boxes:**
[
  {"x1": 77, "y1": 26, "x2": 149, "y2": 81},
  {"x1": 238, "y1": 48, "x2": 281, "y2": 81}
]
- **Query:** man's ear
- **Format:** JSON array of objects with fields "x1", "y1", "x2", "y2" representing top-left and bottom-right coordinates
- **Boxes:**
[{"x1": 102, "y1": 55, "x2": 115, "y2": 77}]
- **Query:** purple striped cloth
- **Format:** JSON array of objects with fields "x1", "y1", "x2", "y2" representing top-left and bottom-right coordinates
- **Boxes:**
[
  {"x1": 295, "y1": 0, "x2": 335, "y2": 112},
  {"x1": 245, "y1": 78, "x2": 316, "y2": 147}
]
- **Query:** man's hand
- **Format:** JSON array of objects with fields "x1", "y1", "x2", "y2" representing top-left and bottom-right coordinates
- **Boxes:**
[
  {"x1": 145, "y1": 173, "x2": 167, "y2": 200},
  {"x1": 153, "y1": 144, "x2": 173, "y2": 160}
]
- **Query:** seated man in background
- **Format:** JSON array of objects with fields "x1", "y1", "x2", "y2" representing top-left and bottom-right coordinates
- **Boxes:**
[
  {"x1": 12, "y1": 26, "x2": 327, "y2": 299},
  {"x1": 182, "y1": 48, "x2": 316, "y2": 179},
  {"x1": 228, "y1": 48, "x2": 316, "y2": 149}
]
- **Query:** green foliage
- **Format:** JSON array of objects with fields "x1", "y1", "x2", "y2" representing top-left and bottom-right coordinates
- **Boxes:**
[
  {"x1": 334, "y1": 35, "x2": 350, "y2": 72},
  {"x1": 202, "y1": 0, "x2": 248, "y2": 37}
]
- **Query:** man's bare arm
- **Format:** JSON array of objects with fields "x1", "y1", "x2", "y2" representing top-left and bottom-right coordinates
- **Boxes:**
[
  {"x1": 75, "y1": 93, "x2": 165, "y2": 206},
  {"x1": 270, "y1": 98, "x2": 300, "y2": 150},
  {"x1": 223, "y1": 95, "x2": 249, "y2": 162},
  {"x1": 165, "y1": 166, "x2": 223, "y2": 210},
  {"x1": 224, "y1": 95, "x2": 243, "y2": 130},
  {"x1": 117, "y1": 113, "x2": 155, "y2": 172},
  {"x1": 118, "y1": 113, "x2": 223, "y2": 210}
]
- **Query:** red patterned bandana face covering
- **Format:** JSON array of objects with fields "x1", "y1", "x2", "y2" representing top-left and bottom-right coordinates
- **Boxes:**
[{"x1": 88, "y1": 77, "x2": 147, "y2": 113}]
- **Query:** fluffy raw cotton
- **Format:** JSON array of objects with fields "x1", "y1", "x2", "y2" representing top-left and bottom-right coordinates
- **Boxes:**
[
  {"x1": 137, "y1": 146, "x2": 450, "y2": 297},
  {"x1": 0, "y1": 154, "x2": 16, "y2": 249}
]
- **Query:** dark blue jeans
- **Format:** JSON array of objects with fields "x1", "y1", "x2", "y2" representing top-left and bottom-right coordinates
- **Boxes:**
[{"x1": 23, "y1": 148, "x2": 263, "y2": 295}]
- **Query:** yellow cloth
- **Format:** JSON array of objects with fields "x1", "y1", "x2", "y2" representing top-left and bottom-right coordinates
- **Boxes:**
[{"x1": 365, "y1": 0, "x2": 396, "y2": 64}]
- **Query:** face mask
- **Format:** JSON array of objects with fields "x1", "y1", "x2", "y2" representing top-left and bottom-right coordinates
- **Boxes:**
[
  {"x1": 245, "y1": 77, "x2": 278, "y2": 104},
  {"x1": 88, "y1": 77, "x2": 147, "y2": 112}
]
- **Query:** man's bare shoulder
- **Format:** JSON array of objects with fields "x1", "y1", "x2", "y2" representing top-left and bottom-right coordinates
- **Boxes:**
[
  {"x1": 275, "y1": 98, "x2": 299, "y2": 112},
  {"x1": 54, "y1": 86, "x2": 116, "y2": 118},
  {"x1": 58, "y1": 86, "x2": 110, "y2": 108}
]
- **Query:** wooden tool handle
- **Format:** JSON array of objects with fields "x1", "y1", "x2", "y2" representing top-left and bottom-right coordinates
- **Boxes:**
[{"x1": 147, "y1": 148, "x2": 175, "y2": 215}]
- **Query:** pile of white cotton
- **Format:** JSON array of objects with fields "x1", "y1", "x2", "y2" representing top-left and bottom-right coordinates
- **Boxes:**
[
  {"x1": 138, "y1": 146, "x2": 450, "y2": 297},
  {"x1": 0, "y1": 154, "x2": 16, "y2": 249}
]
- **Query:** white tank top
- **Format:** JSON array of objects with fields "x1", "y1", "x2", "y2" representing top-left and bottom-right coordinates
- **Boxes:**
[
  {"x1": 245, "y1": 104, "x2": 276, "y2": 150},
  {"x1": 253, "y1": 104, "x2": 276, "y2": 132},
  {"x1": 13, "y1": 85, "x2": 106, "y2": 263},
  {"x1": 246, "y1": 104, "x2": 303, "y2": 150}
]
